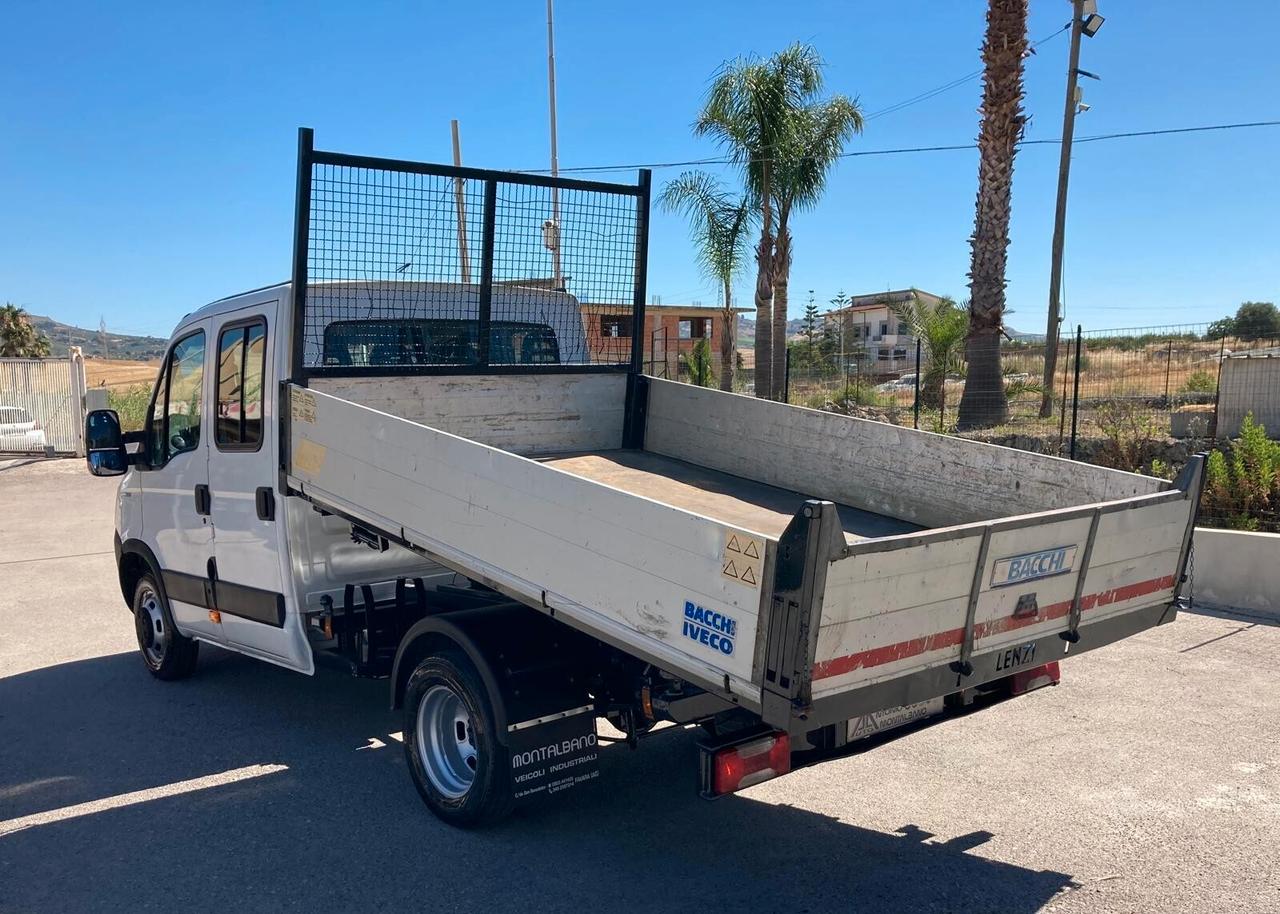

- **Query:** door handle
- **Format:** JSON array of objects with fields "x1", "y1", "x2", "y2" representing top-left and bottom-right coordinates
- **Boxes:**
[
  {"x1": 194, "y1": 484, "x2": 211, "y2": 516},
  {"x1": 255, "y1": 486, "x2": 275, "y2": 521}
]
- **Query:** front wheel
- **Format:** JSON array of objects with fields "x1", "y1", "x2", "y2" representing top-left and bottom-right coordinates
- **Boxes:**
[
  {"x1": 403, "y1": 649, "x2": 513, "y2": 827},
  {"x1": 133, "y1": 574, "x2": 199, "y2": 680}
]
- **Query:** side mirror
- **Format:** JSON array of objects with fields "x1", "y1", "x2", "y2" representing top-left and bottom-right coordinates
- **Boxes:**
[{"x1": 86, "y1": 409, "x2": 128, "y2": 477}]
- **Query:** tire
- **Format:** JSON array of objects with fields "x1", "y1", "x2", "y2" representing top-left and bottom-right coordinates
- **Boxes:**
[
  {"x1": 132, "y1": 573, "x2": 199, "y2": 681},
  {"x1": 403, "y1": 649, "x2": 514, "y2": 827}
]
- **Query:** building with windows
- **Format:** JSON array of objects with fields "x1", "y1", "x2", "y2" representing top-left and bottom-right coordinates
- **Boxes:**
[
  {"x1": 584, "y1": 303, "x2": 749, "y2": 378},
  {"x1": 822, "y1": 288, "x2": 946, "y2": 373}
]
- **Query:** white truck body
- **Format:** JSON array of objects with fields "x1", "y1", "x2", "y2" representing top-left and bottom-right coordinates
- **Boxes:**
[
  {"x1": 87, "y1": 132, "x2": 1203, "y2": 824},
  {"x1": 286, "y1": 326, "x2": 1199, "y2": 730}
]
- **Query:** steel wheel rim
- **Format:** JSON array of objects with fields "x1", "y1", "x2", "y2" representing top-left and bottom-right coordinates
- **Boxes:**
[
  {"x1": 136, "y1": 585, "x2": 168, "y2": 668},
  {"x1": 416, "y1": 684, "x2": 478, "y2": 799}
]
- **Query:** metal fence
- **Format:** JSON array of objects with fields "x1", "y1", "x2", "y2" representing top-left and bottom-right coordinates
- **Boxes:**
[
  {"x1": 784, "y1": 323, "x2": 1280, "y2": 453},
  {"x1": 291, "y1": 128, "x2": 650, "y2": 379},
  {"x1": 0, "y1": 351, "x2": 87, "y2": 456}
]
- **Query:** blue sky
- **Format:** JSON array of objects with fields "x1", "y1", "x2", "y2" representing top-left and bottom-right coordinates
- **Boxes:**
[{"x1": 2, "y1": 0, "x2": 1277, "y2": 339}]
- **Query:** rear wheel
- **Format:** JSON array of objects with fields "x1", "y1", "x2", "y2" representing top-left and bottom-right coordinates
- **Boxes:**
[
  {"x1": 403, "y1": 649, "x2": 513, "y2": 827},
  {"x1": 133, "y1": 574, "x2": 199, "y2": 680}
]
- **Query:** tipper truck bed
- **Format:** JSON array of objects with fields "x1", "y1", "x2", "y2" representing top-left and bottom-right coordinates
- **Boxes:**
[{"x1": 84, "y1": 130, "x2": 1203, "y2": 826}]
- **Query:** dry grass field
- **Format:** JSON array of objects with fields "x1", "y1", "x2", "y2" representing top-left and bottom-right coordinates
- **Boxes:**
[{"x1": 84, "y1": 358, "x2": 160, "y2": 390}]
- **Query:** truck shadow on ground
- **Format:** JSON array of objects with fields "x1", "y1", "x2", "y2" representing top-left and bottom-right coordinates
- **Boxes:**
[{"x1": 0, "y1": 648, "x2": 1076, "y2": 913}]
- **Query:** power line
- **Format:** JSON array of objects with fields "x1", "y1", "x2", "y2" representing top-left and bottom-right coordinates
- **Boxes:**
[
  {"x1": 863, "y1": 22, "x2": 1071, "y2": 121},
  {"x1": 525, "y1": 120, "x2": 1280, "y2": 175}
]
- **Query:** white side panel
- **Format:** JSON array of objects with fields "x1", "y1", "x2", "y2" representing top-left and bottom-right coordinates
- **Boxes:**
[
  {"x1": 288, "y1": 386, "x2": 767, "y2": 699},
  {"x1": 311, "y1": 373, "x2": 626, "y2": 456},
  {"x1": 645, "y1": 379, "x2": 1164, "y2": 529},
  {"x1": 811, "y1": 492, "x2": 1193, "y2": 699}
]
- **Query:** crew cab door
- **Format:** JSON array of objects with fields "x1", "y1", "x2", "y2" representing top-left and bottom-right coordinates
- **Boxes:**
[
  {"x1": 207, "y1": 306, "x2": 307, "y2": 670},
  {"x1": 139, "y1": 321, "x2": 223, "y2": 644}
]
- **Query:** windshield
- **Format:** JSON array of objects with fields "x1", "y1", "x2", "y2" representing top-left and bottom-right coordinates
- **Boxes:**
[{"x1": 322, "y1": 319, "x2": 561, "y2": 368}]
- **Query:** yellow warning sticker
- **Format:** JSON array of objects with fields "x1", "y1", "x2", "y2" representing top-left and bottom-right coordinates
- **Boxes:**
[
  {"x1": 291, "y1": 390, "x2": 317, "y2": 424},
  {"x1": 722, "y1": 530, "x2": 763, "y2": 589},
  {"x1": 292, "y1": 438, "x2": 327, "y2": 476}
]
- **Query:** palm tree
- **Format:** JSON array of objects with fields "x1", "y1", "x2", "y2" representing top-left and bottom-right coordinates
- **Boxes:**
[
  {"x1": 956, "y1": 0, "x2": 1028, "y2": 430},
  {"x1": 659, "y1": 172, "x2": 753, "y2": 391},
  {"x1": 768, "y1": 95, "x2": 863, "y2": 399},
  {"x1": 696, "y1": 43, "x2": 826, "y2": 400},
  {"x1": 889, "y1": 293, "x2": 968, "y2": 410},
  {"x1": 681, "y1": 338, "x2": 716, "y2": 388},
  {"x1": 0, "y1": 303, "x2": 51, "y2": 358}
]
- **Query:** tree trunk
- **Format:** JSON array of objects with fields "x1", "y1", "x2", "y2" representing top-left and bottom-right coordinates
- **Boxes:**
[
  {"x1": 771, "y1": 222, "x2": 792, "y2": 401},
  {"x1": 752, "y1": 231, "x2": 773, "y2": 398},
  {"x1": 956, "y1": 0, "x2": 1026, "y2": 431},
  {"x1": 921, "y1": 365, "x2": 946, "y2": 410},
  {"x1": 719, "y1": 278, "x2": 734, "y2": 392}
]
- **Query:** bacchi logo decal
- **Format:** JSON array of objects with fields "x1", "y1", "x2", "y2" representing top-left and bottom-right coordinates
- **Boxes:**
[{"x1": 990, "y1": 545, "x2": 1078, "y2": 587}]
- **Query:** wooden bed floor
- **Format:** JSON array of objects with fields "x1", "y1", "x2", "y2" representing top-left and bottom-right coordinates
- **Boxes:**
[{"x1": 540, "y1": 449, "x2": 922, "y2": 541}]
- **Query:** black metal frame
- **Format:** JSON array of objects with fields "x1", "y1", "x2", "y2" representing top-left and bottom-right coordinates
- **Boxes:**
[{"x1": 287, "y1": 127, "x2": 651, "y2": 386}]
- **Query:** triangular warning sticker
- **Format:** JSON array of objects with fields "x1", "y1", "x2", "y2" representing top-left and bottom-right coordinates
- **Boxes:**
[
  {"x1": 741, "y1": 565, "x2": 757, "y2": 585},
  {"x1": 722, "y1": 559, "x2": 739, "y2": 578},
  {"x1": 743, "y1": 540, "x2": 759, "y2": 559},
  {"x1": 726, "y1": 535, "x2": 742, "y2": 553}
]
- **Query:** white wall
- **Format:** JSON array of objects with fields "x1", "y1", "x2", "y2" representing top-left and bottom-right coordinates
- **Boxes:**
[
  {"x1": 1191, "y1": 527, "x2": 1280, "y2": 618},
  {"x1": 1216, "y1": 356, "x2": 1280, "y2": 438}
]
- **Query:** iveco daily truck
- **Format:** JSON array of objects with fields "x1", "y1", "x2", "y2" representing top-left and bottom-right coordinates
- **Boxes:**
[{"x1": 83, "y1": 129, "x2": 1203, "y2": 826}]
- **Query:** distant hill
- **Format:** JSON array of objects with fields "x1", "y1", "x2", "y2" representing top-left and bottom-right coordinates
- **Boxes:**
[
  {"x1": 26, "y1": 314, "x2": 168, "y2": 360},
  {"x1": 737, "y1": 314, "x2": 804, "y2": 346},
  {"x1": 1006, "y1": 327, "x2": 1045, "y2": 342}
]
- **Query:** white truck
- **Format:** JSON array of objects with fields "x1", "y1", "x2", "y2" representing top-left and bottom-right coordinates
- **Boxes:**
[{"x1": 83, "y1": 130, "x2": 1203, "y2": 826}]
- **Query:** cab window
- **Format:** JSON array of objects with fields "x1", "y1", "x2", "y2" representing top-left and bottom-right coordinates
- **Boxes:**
[
  {"x1": 147, "y1": 330, "x2": 205, "y2": 465},
  {"x1": 216, "y1": 320, "x2": 266, "y2": 449}
]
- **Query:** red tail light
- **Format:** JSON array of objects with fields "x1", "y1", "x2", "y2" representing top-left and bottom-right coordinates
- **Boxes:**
[
  {"x1": 701, "y1": 731, "x2": 791, "y2": 798},
  {"x1": 1009, "y1": 661, "x2": 1061, "y2": 696}
]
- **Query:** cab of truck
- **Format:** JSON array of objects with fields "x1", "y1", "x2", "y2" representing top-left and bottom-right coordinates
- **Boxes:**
[{"x1": 84, "y1": 281, "x2": 588, "y2": 680}]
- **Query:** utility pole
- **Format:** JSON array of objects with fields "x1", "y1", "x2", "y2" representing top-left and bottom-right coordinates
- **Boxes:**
[
  {"x1": 544, "y1": 0, "x2": 564, "y2": 290},
  {"x1": 1040, "y1": 0, "x2": 1087, "y2": 418},
  {"x1": 450, "y1": 120, "x2": 472, "y2": 284}
]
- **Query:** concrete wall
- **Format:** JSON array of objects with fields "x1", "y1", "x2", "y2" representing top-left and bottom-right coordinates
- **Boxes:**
[
  {"x1": 1191, "y1": 527, "x2": 1280, "y2": 618},
  {"x1": 1216, "y1": 355, "x2": 1280, "y2": 437}
]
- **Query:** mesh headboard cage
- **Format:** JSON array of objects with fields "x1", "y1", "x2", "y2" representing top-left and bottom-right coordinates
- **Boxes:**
[{"x1": 290, "y1": 129, "x2": 650, "y2": 379}]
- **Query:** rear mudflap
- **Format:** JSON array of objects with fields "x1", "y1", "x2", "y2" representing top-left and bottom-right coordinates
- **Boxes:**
[{"x1": 507, "y1": 701, "x2": 600, "y2": 804}]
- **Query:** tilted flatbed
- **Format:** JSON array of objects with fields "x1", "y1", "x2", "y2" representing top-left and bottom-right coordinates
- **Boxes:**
[
  {"x1": 85, "y1": 129, "x2": 1204, "y2": 826},
  {"x1": 287, "y1": 370, "x2": 1201, "y2": 735}
]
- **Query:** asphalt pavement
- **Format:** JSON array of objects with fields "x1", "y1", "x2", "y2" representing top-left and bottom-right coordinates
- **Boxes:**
[{"x1": 1, "y1": 457, "x2": 1277, "y2": 913}]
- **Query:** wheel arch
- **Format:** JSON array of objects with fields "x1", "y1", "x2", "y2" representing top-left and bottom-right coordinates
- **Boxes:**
[
  {"x1": 389, "y1": 608, "x2": 518, "y2": 738},
  {"x1": 116, "y1": 536, "x2": 165, "y2": 612}
]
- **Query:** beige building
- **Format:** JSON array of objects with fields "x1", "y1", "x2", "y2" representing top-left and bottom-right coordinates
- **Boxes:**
[{"x1": 822, "y1": 289, "x2": 946, "y2": 373}]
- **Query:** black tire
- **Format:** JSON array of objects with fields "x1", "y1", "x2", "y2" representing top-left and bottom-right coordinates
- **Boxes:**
[
  {"x1": 403, "y1": 649, "x2": 514, "y2": 827},
  {"x1": 132, "y1": 573, "x2": 199, "y2": 681}
]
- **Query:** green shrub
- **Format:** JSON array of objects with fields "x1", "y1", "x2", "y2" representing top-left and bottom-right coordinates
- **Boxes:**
[
  {"x1": 1180, "y1": 370, "x2": 1216, "y2": 394},
  {"x1": 1201, "y1": 413, "x2": 1280, "y2": 532},
  {"x1": 107, "y1": 384, "x2": 151, "y2": 432},
  {"x1": 1093, "y1": 399, "x2": 1162, "y2": 472},
  {"x1": 833, "y1": 383, "x2": 887, "y2": 409}
]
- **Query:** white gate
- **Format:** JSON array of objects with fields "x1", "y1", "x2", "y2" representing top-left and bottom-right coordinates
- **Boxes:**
[{"x1": 0, "y1": 350, "x2": 87, "y2": 456}]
